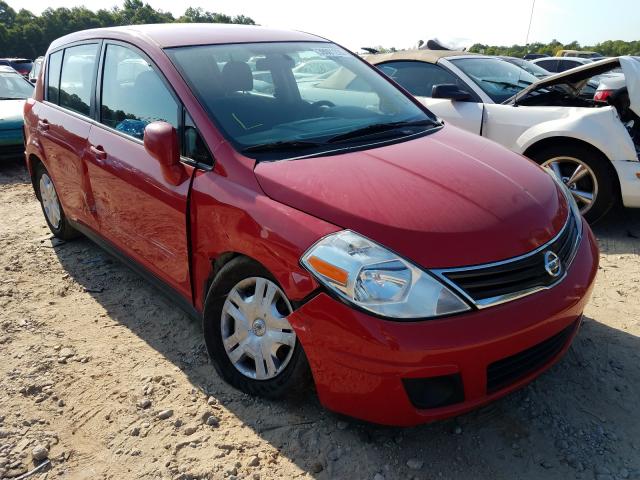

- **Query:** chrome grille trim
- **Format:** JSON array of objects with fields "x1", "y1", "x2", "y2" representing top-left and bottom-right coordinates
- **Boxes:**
[{"x1": 431, "y1": 212, "x2": 582, "y2": 309}]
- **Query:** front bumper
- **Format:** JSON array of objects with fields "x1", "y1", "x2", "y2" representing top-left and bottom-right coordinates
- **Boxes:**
[
  {"x1": 612, "y1": 159, "x2": 640, "y2": 208},
  {"x1": 288, "y1": 221, "x2": 599, "y2": 426}
]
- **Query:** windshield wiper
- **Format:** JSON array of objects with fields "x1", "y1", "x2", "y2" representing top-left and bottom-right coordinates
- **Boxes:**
[
  {"x1": 481, "y1": 79, "x2": 532, "y2": 88},
  {"x1": 0, "y1": 96, "x2": 25, "y2": 100},
  {"x1": 327, "y1": 119, "x2": 436, "y2": 144},
  {"x1": 241, "y1": 140, "x2": 325, "y2": 154}
]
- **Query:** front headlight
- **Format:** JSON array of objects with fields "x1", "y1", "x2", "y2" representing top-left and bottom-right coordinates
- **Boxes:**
[
  {"x1": 301, "y1": 230, "x2": 470, "y2": 319},
  {"x1": 544, "y1": 167, "x2": 583, "y2": 234}
]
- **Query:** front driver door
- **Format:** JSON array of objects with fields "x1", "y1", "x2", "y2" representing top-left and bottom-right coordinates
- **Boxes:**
[
  {"x1": 378, "y1": 60, "x2": 484, "y2": 134},
  {"x1": 85, "y1": 41, "x2": 194, "y2": 299}
]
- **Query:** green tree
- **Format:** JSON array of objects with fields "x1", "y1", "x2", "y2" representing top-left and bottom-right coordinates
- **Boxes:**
[
  {"x1": 0, "y1": 1, "x2": 256, "y2": 58},
  {"x1": 468, "y1": 38, "x2": 640, "y2": 57}
]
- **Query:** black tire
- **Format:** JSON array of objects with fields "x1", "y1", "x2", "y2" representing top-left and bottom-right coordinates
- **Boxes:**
[
  {"x1": 202, "y1": 256, "x2": 312, "y2": 399},
  {"x1": 34, "y1": 163, "x2": 79, "y2": 240},
  {"x1": 529, "y1": 144, "x2": 617, "y2": 224}
]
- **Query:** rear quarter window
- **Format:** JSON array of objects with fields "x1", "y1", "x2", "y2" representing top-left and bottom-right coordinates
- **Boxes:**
[{"x1": 46, "y1": 51, "x2": 63, "y2": 104}]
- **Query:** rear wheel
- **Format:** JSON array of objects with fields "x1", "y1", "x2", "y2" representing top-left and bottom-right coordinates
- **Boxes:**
[
  {"x1": 530, "y1": 144, "x2": 616, "y2": 223},
  {"x1": 203, "y1": 257, "x2": 311, "y2": 399},
  {"x1": 34, "y1": 163, "x2": 78, "y2": 240}
]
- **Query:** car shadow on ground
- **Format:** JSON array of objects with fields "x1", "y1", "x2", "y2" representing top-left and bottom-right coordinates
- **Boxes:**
[
  {"x1": 0, "y1": 156, "x2": 29, "y2": 185},
  {"x1": 591, "y1": 205, "x2": 640, "y2": 255},
  {"x1": 44, "y1": 218, "x2": 640, "y2": 478}
]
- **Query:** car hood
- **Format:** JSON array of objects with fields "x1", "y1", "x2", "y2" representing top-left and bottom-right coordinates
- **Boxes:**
[
  {"x1": 254, "y1": 127, "x2": 568, "y2": 269},
  {"x1": 511, "y1": 56, "x2": 640, "y2": 115},
  {"x1": 0, "y1": 99, "x2": 26, "y2": 129}
]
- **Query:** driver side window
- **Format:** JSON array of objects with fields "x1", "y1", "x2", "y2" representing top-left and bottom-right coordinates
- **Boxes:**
[{"x1": 378, "y1": 61, "x2": 464, "y2": 98}]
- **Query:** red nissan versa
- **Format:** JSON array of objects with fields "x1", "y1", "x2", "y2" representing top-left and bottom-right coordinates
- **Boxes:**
[{"x1": 24, "y1": 24, "x2": 598, "y2": 426}]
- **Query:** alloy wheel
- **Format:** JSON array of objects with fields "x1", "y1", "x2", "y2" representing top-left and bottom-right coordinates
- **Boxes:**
[
  {"x1": 221, "y1": 277, "x2": 296, "y2": 380},
  {"x1": 542, "y1": 156, "x2": 598, "y2": 215},
  {"x1": 39, "y1": 173, "x2": 61, "y2": 229}
]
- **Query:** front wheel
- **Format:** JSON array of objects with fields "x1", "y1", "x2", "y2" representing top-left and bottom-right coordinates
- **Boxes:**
[
  {"x1": 203, "y1": 257, "x2": 311, "y2": 399},
  {"x1": 530, "y1": 144, "x2": 617, "y2": 223}
]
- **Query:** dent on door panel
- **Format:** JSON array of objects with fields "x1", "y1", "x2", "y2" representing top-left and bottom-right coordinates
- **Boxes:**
[
  {"x1": 29, "y1": 102, "x2": 97, "y2": 228},
  {"x1": 86, "y1": 126, "x2": 194, "y2": 300}
]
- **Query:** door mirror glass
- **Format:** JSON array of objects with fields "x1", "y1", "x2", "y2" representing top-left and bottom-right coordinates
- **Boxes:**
[{"x1": 431, "y1": 84, "x2": 472, "y2": 101}]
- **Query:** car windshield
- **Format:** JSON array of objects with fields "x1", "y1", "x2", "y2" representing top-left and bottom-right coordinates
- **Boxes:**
[
  {"x1": 0, "y1": 71, "x2": 34, "y2": 99},
  {"x1": 450, "y1": 57, "x2": 540, "y2": 103},
  {"x1": 166, "y1": 41, "x2": 438, "y2": 160}
]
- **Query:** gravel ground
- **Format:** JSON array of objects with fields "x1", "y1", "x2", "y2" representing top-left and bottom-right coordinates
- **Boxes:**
[{"x1": 1, "y1": 157, "x2": 639, "y2": 480}]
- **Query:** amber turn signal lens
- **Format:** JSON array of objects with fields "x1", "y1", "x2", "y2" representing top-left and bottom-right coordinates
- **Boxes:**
[{"x1": 307, "y1": 255, "x2": 349, "y2": 286}]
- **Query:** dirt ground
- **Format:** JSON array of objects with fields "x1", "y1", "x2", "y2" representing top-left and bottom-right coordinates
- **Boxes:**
[{"x1": 0, "y1": 156, "x2": 639, "y2": 480}]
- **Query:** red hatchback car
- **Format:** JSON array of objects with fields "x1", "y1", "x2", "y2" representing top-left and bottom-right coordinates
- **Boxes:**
[{"x1": 24, "y1": 24, "x2": 598, "y2": 426}]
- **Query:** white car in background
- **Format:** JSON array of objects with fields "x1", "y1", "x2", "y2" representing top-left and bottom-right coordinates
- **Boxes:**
[
  {"x1": 594, "y1": 72, "x2": 626, "y2": 103},
  {"x1": 367, "y1": 52, "x2": 640, "y2": 222},
  {"x1": 530, "y1": 56, "x2": 594, "y2": 73},
  {"x1": 532, "y1": 57, "x2": 626, "y2": 102}
]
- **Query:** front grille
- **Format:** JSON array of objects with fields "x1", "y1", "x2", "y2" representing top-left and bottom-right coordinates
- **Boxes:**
[
  {"x1": 438, "y1": 212, "x2": 579, "y2": 307},
  {"x1": 486, "y1": 321, "x2": 576, "y2": 393}
]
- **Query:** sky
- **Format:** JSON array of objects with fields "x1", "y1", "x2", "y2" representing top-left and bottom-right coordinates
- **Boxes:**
[{"x1": 8, "y1": 0, "x2": 640, "y2": 52}]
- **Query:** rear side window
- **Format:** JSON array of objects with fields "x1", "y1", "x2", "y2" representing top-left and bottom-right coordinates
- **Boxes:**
[
  {"x1": 557, "y1": 60, "x2": 581, "y2": 72},
  {"x1": 46, "y1": 51, "x2": 63, "y2": 104},
  {"x1": 378, "y1": 61, "x2": 464, "y2": 98},
  {"x1": 535, "y1": 59, "x2": 558, "y2": 72},
  {"x1": 100, "y1": 44, "x2": 179, "y2": 141},
  {"x1": 59, "y1": 43, "x2": 99, "y2": 115}
]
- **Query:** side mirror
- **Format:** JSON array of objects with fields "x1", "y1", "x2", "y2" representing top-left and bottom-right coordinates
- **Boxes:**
[
  {"x1": 29, "y1": 78, "x2": 37, "y2": 84},
  {"x1": 431, "y1": 84, "x2": 472, "y2": 101},
  {"x1": 143, "y1": 121, "x2": 186, "y2": 185}
]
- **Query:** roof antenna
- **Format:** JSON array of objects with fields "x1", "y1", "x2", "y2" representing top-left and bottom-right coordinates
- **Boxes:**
[
  {"x1": 524, "y1": 0, "x2": 536, "y2": 56},
  {"x1": 516, "y1": 0, "x2": 536, "y2": 106}
]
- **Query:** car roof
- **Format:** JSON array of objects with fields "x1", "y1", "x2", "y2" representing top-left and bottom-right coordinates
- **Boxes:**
[
  {"x1": 0, "y1": 58, "x2": 31, "y2": 61},
  {"x1": 533, "y1": 57, "x2": 591, "y2": 64},
  {"x1": 365, "y1": 49, "x2": 478, "y2": 64},
  {"x1": 49, "y1": 23, "x2": 328, "y2": 50}
]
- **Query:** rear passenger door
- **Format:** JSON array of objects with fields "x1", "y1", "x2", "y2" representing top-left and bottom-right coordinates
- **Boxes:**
[
  {"x1": 34, "y1": 42, "x2": 101, "y2": 229},
  {"x1": 85, "y1": 41, "x2": 196, "y2": 300}
]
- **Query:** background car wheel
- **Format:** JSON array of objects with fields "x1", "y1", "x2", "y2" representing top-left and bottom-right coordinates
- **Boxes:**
[
  {"x1": 530, "y1": 144, "x2": 617, "y2": 223},
  {"x1": 34, "y1": 163, "x2": 79, "y2": 240},
  {"x1": 203, "y1": 256, "x2": 312, "y2": 399}
]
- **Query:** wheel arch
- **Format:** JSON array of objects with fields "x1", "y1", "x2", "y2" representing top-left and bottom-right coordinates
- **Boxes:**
[
  {"x1": 27, "y1": 153, "x2": 45, "y2": 201},
  {"x1": 523, "y1": 136, "x2": 622, "y2": 201},
  {"x1": 202, "y1": 250, "x2": 319, "y2": 310},
  {"x1": 202, "y1": 251, "x2": 242, "y2": 303}
]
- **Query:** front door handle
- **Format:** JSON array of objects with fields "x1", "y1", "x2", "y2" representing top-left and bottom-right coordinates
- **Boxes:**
[{"x1": 89, "y1": 145, "x2": 107, "y2": 161}]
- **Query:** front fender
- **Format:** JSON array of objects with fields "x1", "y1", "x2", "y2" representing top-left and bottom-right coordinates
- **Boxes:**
[
  {"x1": 515, "y1": 106, "x2": 637, "y2": 162},
  {"x1": 189, "y1": 169, "x2": 340, "y2": 312}
]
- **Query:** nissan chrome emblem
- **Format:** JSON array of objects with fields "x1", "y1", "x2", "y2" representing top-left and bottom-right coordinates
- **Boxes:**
[{"x1": 544, "y1": 251, "x2": 562, "y2": 278}]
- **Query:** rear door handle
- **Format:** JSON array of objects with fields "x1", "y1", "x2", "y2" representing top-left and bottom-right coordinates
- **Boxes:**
[
  {"x1": 37, "y1": 119, "x2": 49, "y2": 132},
  {"x1": 89, "y1": 145, "x2": 107, "y2": 161}
]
